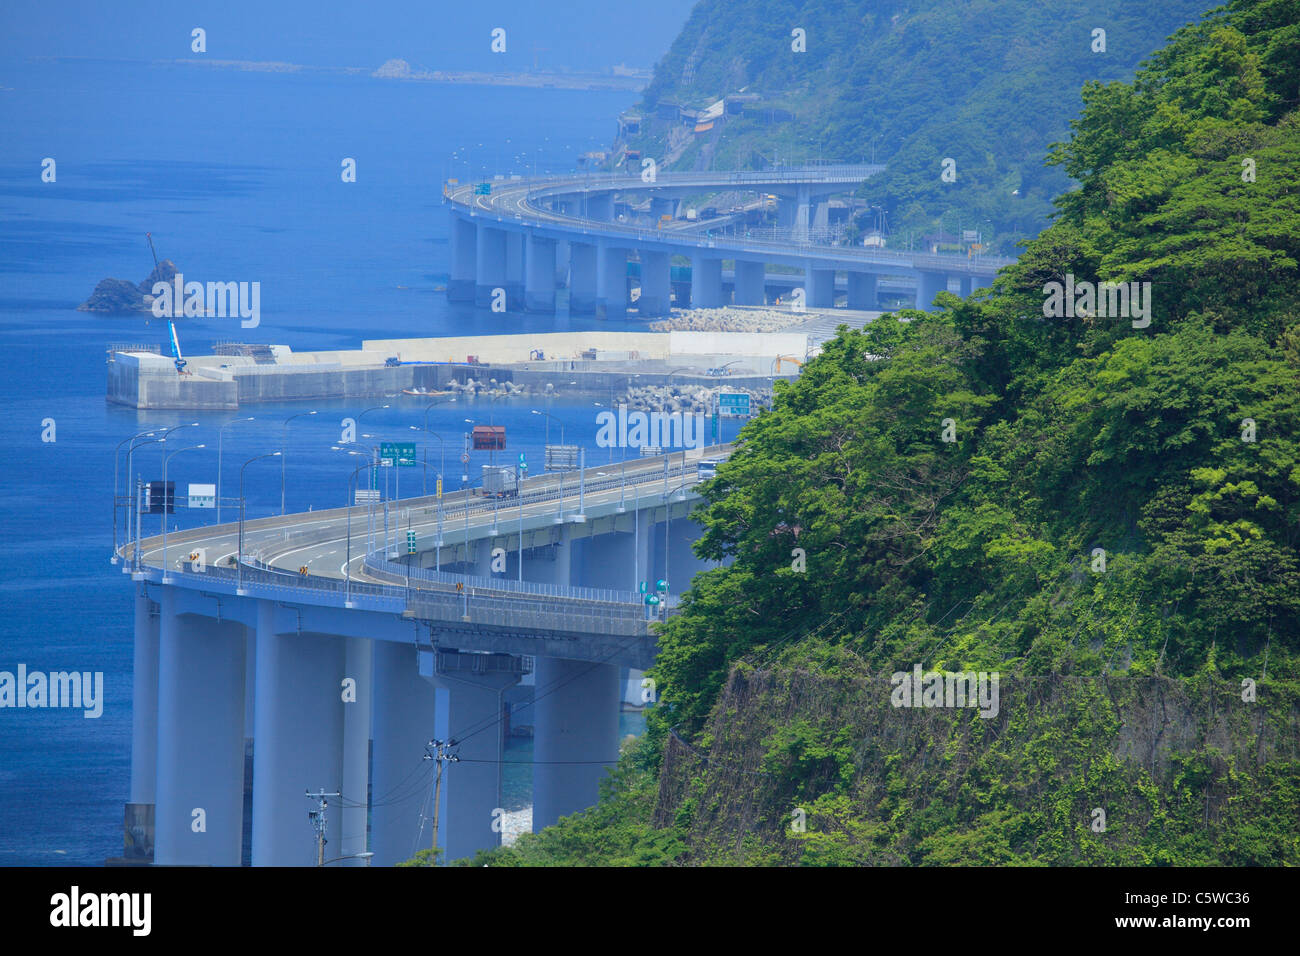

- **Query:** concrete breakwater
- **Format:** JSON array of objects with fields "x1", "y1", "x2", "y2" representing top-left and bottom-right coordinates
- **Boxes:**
[{"x1": 107, "y1": 330, "x2": 806, "y2": 409}]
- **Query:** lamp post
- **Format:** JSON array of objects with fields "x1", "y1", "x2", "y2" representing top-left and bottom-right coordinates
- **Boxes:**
[
  {"x1": 239, "y1": 452, "x2": 280, "y2": 595},
  {"x1": 114, "y1": 427, "x2": 158, "y2": 559},
  {"x1": 217, "y1": 417, "x2": 255, "y2": 524},
  {"x1": 161, "y1": 444, "x2": 205, "y2": 584},
  {"x1": 153, "y1": 423, "x2": 199, "y2": 534},
  {"x1": 280, "y1": 410, "x2": 317, "y2": 515},
  {"x1": 128, "y1": 437, "x2": 165, "y2": 573},
  {"x1": 530, "y1": 409, "x2": 563, "y2": 451},
  {"x1": 344, "y1": 457, "x2": 372, "y2": 607},
  {"x1": 414, "y1": 401, "x2": 447, "y2": 496}
]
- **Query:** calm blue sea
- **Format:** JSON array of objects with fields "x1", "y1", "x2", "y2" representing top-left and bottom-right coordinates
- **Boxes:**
[{"x1": 0, "y1": 58, "x2": 732, "y2": 865}]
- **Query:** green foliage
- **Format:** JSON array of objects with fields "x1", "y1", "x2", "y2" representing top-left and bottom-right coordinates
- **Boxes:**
[
  {"x1": 622, "y1": 0, "x2": 1210, "y2": 251},
  {"x1": 478, "y1": 0, "x2": 1300, "y2": 867}
]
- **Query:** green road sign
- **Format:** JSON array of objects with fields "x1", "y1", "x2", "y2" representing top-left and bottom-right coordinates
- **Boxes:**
[
  {"x1": 718, "y1": 392, "x2": 751, "y2": 417},
  {"x1": 474, "y1": 182, "x2": 492, "y2": 195},
  {"x1": 644, "y1": 594, "x2": 660, "y2": 606},
  {"x1": 380, "y1": 442, "x2": 417, "y2": 467},
  {"x1": 406, "y1": 530, "x2": 416, "y2": 554}
]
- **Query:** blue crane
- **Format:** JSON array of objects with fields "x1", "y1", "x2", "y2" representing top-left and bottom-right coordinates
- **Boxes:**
[{"x1": 146, "y1": 232, "x2": 187, "y2": 375}]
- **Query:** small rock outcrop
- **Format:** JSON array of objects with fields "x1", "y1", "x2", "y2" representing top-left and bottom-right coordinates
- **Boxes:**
[{"x1": 78, "y1": 259, "x2": 181, "y2": 314}]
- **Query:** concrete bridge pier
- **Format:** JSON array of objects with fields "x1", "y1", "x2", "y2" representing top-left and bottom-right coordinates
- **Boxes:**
[
  {"x1": 543, "y1": 524, "x2": 573, "y2": 587},
  {"x1": 805, "y1": 266, "x2": 835, "y2": 308},
  {"x1": 554, "y1": 240, "x2": 570, "y2": 288},
  {"x1": 448, "y1": 216, "x2": 477, "y2": 302},
  {"x1": 419, "y1": 649, "x2": 522, "y2": 862},
  {"x1": 475, "y1": 226, "x2": 508, "y2": 308},
  {"x1": 569, "y1": 242, "x2": 598, "y2": 314},
  {"x1": 735, "y1": 260, "x2": 766, "y2": 306},
  {"x1": 530, "y1": 657, "x2": 621, "y2": 831},
  {"x1": 691, "y1": 255, "x2": 724, "y2": 309},
  {"x1": 250, "y1": 602, "x2": 348, "y2": 866},
  {"x1": 848, "y1": 272, "x2": 878, "y2": 311},
  {"x1": 597, "y1": 244, "x2": 629, "y2": 319},
  {"x1": 637, "y1": 250, "x2": 672, "y2": 316},
  {"x1": 504, "y1": 232, "x2": 525, "y2": 311},
  {"x1": 129, "y1": 587, "x2": 159, "y2": 810},
  {"x1": 153, "y1": 590, "x2": 247, "y2": 866},
  {"x1": 526, "y1": 234, "x2": 557, "y2": 312},
  {"x1": 585, "y1": 193, "x2": 612, "y2": 221},
  {"x1": 370, "y1": 640, "x2": 439, "y2": 867},
  {"x1": 917, "y1": 270, "x2": 949, "y2": 312},
  {"x1": 340, "y1": 636, "x2": 372, "y2": 866}
]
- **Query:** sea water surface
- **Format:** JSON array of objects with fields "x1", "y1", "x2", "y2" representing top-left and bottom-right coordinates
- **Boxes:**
[{"x1": 0, "y1": 58, "x2": 731, "y2": 864}]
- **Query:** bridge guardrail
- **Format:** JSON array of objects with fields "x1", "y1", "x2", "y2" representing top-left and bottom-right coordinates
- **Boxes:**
[{"x1": 448, "y1": 170, "x2": 1012, "y2": 274}]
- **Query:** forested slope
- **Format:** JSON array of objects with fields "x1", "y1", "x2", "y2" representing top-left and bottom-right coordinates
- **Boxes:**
[
  {"x1": 449, "y1": 0, "x2": 1300, "y2": 866},
  {"x1": 618, "y1": 0, "x2": 1210, "y2": 251}
]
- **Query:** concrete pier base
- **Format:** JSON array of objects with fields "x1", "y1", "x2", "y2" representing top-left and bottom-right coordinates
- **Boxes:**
[
  {"x1": 597, "y1": 245, "x2": 629, "y2": 318},
  {"x1": 569, "y1": 242, "x2": 597, "y2": 314},
  {"x1": 129, "y1": 587, "x2": 159, "y2": 807},
  {"x1": 420, "y1": 649, "x2": 521, "y2": 862},
  {"x1": 690, "y1": 255, "x2": 724, "y2": 309},
  {"x1": 531, "y1": 657, "x2": 621, "y2": 831},
  {"x1": 848, "y1": 272, "x2": 878, "y2": 311},
  {"x1": 504, "y1": 232, "x2": 525, "y2": 311},
  {"x1": 250, "y1": 601, "x2": 347, "y2": 866},
  {"x1": 735, "y1": 260, "x2": 766, "y2": 306},
  {"x1": 637, "y1": 250, "x2": 672, "y2": 316},
  {"x1": 526, "y1": 234, "x2": 557, "y2": 313},
  {"x1": 806, "y1": 266, "x2": 835, "y2": 308},
  {"x1": 917, "y1": 270, "x2": 949, "y2": 312},
  {"x1": 448, "y1": 216, "x2": 477, "y2": 302},
  {"x1": 340, "y1": 636, "x2": 372, "y2": 866},
  {"x1": 370, "y1": 640, "x2": 439, "y2": 867},
  {"x1": 475, "y1": 226, "x2": 508, "y2": 308},
  {"x1": 154, "y1": 592, "x2": 247, "y2": 866}
]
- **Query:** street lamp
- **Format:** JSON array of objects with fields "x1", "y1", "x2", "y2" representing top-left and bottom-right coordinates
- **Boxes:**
[
  {"x1": 411, "y1": 406, "x2": 447, "y2": 496},
  {"x1": 239, "y1": 452, "x2": 281, "y2": 595},
  {"x1": 114, "y1": 427, "x2": 158, "y2": 559},
  {"x1": 344, "y1": 457, "x2": 372, "y2": 607},
  {"x1": 281, "y1": 411, "x2": 317, "y2": 515},
  {"x1": 531, "y1": 409, "x2": 564, "y2": 449},
  {"x1": 128, "y1": 437, "x2": 165, "y2": 574},
  {"x1": 217, "y1": 417, "x2": 255, "y2": 524},
  {"x1": 161, "y1": 444, "x2": 206, "y2": 584},
  {"x1": 154, "y1": 423, "x2": 199, "y2": 534}
]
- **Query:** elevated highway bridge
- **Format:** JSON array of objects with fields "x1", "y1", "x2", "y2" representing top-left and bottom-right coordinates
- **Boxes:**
[
  {"x1": 119, "y1": 444, "x2": 726, "y2": 867},
  {"x1": 444, "y1": 165, "x2": 1013, "y2": 315}
]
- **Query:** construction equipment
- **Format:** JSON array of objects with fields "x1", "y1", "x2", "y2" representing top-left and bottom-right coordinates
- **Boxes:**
[
  {"x1": 774, "y1": 355, "x2": 803, "y2": 374},
  {"x1": 167, "y1": 316, "x2": 189, "y2": 375},
  {"x1": 146, "y1": 233, "x2": 189, "y2": 375}
]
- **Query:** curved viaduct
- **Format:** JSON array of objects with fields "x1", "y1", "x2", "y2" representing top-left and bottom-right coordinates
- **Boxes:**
[
  {"x1": 118, "y1": 446, "x2": 721, "y2": 867},
  {"x1": 444, "y1": 165, "x2": 1013, "y2": 315}
]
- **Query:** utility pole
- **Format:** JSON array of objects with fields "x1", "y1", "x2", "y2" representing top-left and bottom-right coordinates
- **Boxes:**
[
  {"x1": 307, "y1": 789, "x2": 341, "y2": 866},
  {"x1": 423, "y1": 738, "x2": 460, "y2": 861}
]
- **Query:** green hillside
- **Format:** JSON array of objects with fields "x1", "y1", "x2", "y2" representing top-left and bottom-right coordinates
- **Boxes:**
[
  {"x1": 616, "y1": 0, "x2": 1211, "y2": 253},
  {"x1": 435, "y1": 0, "x2": 1300, "y2": 867}
]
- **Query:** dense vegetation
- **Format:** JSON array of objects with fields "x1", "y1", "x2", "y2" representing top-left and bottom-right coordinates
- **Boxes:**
[
  {"x1": 455, "y1": 0, "x2": 1300, "y2": 866},
  {"x1": 619, "y1": 0, "x2": 1209, "y2": 252}
]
